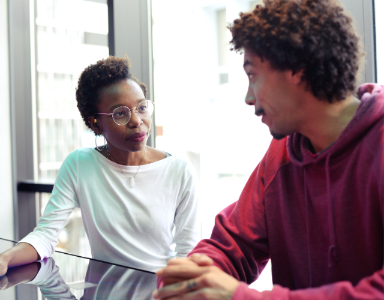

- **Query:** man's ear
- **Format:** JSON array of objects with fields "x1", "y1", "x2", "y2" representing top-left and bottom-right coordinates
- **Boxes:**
[
  {"x1": 291, "y1": 69, "x2": 305, "y2": 85},
  {"x1": 88, "y1": 116, "x2": 102, "y2": 135}
]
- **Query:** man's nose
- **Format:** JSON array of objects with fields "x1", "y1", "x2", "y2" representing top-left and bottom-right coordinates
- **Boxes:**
[{"x1": 245, "y1": 83, "x2": 256, "y2": 105}]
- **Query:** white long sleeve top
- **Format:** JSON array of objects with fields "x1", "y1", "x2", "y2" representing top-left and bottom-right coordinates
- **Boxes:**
[{"x1": 19, "y1": 148, "x2": 200, "y2": 272}]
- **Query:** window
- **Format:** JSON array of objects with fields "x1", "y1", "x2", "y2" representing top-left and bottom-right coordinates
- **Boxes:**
[
  {"x1": 375, "y1": 0, "x2": 383, "y2": 83},
  {"x1": 152, "y1": 0, "x2": 272, "y2": 291},
  {"x1": 34, "y1": 0, "x2": 109, "y2": 257}
]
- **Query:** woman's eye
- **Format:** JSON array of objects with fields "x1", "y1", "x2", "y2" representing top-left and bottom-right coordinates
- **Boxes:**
[
  {"x1": 113, "y1": 111, "x2": 127, "y2": 118},
  {"x1": 138, "y1": 105, "x2": 147, "y2": 112}
]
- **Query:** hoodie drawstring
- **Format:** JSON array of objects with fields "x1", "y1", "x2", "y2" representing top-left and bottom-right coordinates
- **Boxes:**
[
  {"x1": 325, "y1": 154, "x2": 339, "y2": 267},
  {"x1": 303, "y1": 167, "x2": 313, "y2": 287},
  {"x1": 304, "y1": 155, "x2": 339, "y2": 287}
]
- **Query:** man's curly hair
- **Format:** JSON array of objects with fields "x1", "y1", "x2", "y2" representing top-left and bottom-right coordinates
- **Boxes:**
[
  {"x1": 76, "y1": 56, "x2": 147, "y2": 132},
  {"x1": 229, "y1": 0, "x2": 363, "y2": 102}
]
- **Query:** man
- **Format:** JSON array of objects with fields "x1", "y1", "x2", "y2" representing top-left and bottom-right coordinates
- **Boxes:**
[{"x1": 153, "y1": 0, "x2": 384, "y2": 299}]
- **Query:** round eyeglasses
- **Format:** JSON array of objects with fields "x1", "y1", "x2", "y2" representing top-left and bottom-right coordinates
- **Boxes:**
[{"x1": 95, "y1": 100, "x2": 154, "y2": 125}]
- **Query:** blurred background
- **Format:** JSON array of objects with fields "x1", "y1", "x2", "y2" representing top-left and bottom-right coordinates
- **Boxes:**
[{"x1": 0, "y1": 0, "x2": 382, "y2": 297}]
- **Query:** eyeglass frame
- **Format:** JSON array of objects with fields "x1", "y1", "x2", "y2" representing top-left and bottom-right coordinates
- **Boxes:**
[{"x1": 94, "y1": 100, "x2": 155, "y2": 126}]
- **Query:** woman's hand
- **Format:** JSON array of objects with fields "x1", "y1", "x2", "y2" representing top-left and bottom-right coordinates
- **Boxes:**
[
  {"x1": 0, "y1": 274, "x2": 9, "y2": 290},
  {"x1": 0, "y1": 254, "x2": 9, "y2": 277},
  {"x1": 154, "y1": 264, "x2": 239, "y2": 300}
]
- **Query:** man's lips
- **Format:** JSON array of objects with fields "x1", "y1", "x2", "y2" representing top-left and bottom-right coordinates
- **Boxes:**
[
  {"x1": 255, "y1": 108, "x2": 267, "y2": 124},
  {"x1": 126, "y1": 131, "x2": 146, "y2": 141},
  {"x1": 262, "y1": 115, "x2": 266, "y2": 123},
  {"x1": 255, "y1": 108, "x2": 265, "y2": 117}
]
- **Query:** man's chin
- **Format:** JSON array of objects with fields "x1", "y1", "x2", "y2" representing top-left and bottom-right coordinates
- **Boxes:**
[{"x1": 270, "y1": 131, "x2": 287, "y2": 140}]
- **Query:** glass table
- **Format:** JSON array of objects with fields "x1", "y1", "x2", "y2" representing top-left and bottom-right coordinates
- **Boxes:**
[{"x1": 0, "y1": 238, "x2": 157, "y2": 299}]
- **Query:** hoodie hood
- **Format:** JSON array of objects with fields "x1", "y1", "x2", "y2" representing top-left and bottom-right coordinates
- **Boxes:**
[
  {"x1": 286, "y1": 83, "x2": 384, "y2": 283},
  {"x1": 288, "y1": 83, "x2": 384, "y2": 167}
]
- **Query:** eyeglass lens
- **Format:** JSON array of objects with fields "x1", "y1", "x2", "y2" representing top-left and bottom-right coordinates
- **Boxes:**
[{"x1": 112, "y1": 101, "x2": 154, "y2": 125}]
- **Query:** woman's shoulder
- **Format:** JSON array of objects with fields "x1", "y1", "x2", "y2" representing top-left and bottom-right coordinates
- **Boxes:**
[
  {"x1": 145, "y1": 147, "x2": 186, "y2": 165},
  {"x1": 160, "y1": 153, "x2": 197, "y2": 177},
  {"x1": 62, "y1": 147, "x2": 98, "y2": 164}
]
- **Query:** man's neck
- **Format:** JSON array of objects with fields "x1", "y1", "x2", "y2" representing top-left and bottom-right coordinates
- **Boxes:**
[{"x1": 299, "y1": 94, "x2": 361, "y2": 153}]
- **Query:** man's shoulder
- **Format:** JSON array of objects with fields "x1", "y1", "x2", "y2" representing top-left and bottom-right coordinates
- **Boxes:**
[
  {"x1": 248, "y1": 137, "x2": 291, "y2": 189},
  {"x1": 262, "y1": 137, "x2": 290, "y2": 170},
  {"x1": 360, "y1": 114, "x2": 384, "y2": 163}
]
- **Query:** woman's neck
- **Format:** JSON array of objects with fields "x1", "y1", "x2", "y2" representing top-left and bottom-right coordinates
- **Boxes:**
[{"x1": 100, "y1": 145, "x2": 147, "y2": 166}]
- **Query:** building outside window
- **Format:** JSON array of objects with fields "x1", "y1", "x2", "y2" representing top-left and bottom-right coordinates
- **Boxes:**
[
  {"x1": 34, "y1": 0, "x2": 109, "y2": 260},
  {"x1": 151, "y1": 0, "x2": 273, "y2": 291}
]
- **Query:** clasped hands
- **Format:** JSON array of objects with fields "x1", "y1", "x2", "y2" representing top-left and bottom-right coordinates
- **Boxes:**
[{"x1": 153, "y1": 254, "x2": 239, "y2": 300}]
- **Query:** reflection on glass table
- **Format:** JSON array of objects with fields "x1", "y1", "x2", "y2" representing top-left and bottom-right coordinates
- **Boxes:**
[{"x1": 0, "y1": 238, "x2": 156, "y2": 300}]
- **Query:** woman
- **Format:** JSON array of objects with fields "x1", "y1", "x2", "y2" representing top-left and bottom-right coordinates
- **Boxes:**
[{"x1": 0, "y1": 56, "x2": 200, "y2": 274}]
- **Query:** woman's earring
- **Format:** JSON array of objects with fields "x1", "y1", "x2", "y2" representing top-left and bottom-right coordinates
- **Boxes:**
[
  {"x1": 95, "y1": 133, "x2": 107, "y2": 152},
  {"x1": 147, "y1": 127, "x2": 151, "y2": 137}
]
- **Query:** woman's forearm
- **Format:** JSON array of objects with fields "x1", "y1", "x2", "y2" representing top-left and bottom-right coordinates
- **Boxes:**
[{"x1": 0, "y1": 242, "x2": 41, "y2": 268}]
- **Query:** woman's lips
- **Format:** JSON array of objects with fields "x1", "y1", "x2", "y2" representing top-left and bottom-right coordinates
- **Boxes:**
[{"x1": 126, "y1": 132, "x2": 146, "y2": 142}]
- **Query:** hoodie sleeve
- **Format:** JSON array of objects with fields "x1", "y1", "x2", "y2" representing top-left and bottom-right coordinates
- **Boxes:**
[
  {"x1": 232, "y1": 266, "x2": 384, "y2": 300},
  {"x1": 189, "y1": 156, "x2": 270, "y2": 283}
]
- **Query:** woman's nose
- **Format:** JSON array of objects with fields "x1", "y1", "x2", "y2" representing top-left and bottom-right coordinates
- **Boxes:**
[{"x1": 128, "y1": 110, "x2": 142, "y2": 127}]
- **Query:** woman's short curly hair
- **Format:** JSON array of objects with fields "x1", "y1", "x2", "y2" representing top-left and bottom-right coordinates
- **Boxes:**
[
  {"x1": 229, "y1": 0, "x2": 363, "y2": 102},
  {"x1": 76, "y1": 56, "x2": 147, "y2": 131}
]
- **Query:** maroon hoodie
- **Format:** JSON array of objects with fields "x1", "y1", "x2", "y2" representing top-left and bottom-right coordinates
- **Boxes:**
[{"x1": 189, "y1": 84, "x2": 384, "y2": 299}]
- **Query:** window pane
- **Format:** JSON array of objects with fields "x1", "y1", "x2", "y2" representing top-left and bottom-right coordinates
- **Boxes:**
[
  {"x1": 152, "y1": 0, "x2": 272, "y2": 291},
  {"x1": 34, "y1": 0, "x2": 109, "y2": 258},
  {"x1": 375, "y1": 0, "x2": 384, "y2": 83}
]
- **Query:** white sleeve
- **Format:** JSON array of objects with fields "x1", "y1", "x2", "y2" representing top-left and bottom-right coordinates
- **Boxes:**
[
  {"x1": 18, "y1": 151, "x2": 79, "y2": 260},
  {"x1": 174, "y1": 162, "x2": 200, "y2": 257}
]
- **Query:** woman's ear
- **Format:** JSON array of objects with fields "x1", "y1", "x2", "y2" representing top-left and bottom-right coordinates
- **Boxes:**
[{"x1": 88, "y1": 116, "x2": 102, "y2": 135}]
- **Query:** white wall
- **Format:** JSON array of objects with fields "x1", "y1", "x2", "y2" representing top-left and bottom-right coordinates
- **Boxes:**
[{"x1": 0, "y1": 0, "x2": 15, "y2": 241}]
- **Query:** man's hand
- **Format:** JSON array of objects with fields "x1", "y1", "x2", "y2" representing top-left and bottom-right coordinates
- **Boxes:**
[
  {"x1": 160, "y1": 254, "x2": 215, "y2": 286},
  {"x1": 154, "y1": 254, "x2": 239, "y2": 300},
  {"x1": 153, "y1": 265, "x2": 239, "y2": 299}
]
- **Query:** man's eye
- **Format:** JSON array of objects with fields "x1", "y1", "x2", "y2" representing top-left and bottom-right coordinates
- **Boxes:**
[{"x1": 138, "y1": 105, "x2": 147, "y2": 112}]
